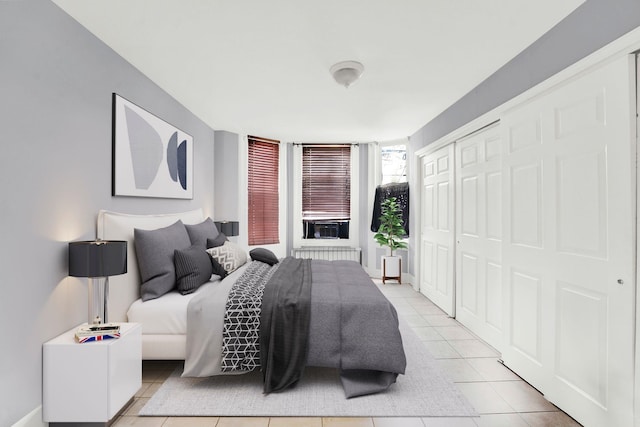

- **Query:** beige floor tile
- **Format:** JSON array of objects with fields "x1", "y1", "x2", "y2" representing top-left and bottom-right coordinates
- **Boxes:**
[
  {"x1": 112, "y1": 415, "x2": 167, "y2": 426},
  {"x1": 412, "y1": 326, "x2": 445, "y2": 341},
  {"x1": 373, "y1": 417, "x2": 425, "y2": 427},
  {"x1": 420, "y1": 340, "x2": 462, "y2": 359},
  {"x1": 421, "y1": 418, "x2": 477, "y2": 427},
  {"x1": 465, "y1": 359, "x2": 520, "y2": 382},
  {"x1": 391, "y1": 284, "x2": 420, "y2": 294},
  {"x1": 421, "y1": 315, "x2": 459, "y2": 327},
  {"x1": 455, "y1": 383, "x2": 515, "y2": 414},
  {"x1": 139, "y1": 381, "x2": 163, "y2": 398},
  {"x1": 404, "y1": 298, "x2": 429, "y2": 306},
  {"x1": 408, "y1": 306, "x2": 437, "y2": 315},
  {"x1": 135, "y1": 382, "x2": 152, "y2": 398},
  {"x1": 408, "y1": 299, "x2": 436, "y2": 308},
  {"x1": 448, "y1": 340, "x2": 499, "y2": 358},
  {"x1": 323, "y1": 418, "x2": 375, "y2": 427},
  {"x1": 387, "y1": 298, "x2": 413, "y2": 308},
  {"x1": 435, "y1": 359, "x2": 484, "y2": 382},
  {"x1": 473, "y1": 413, "x2": 528, "y2": 427},
  {"x1": 433, "y1": 326, "x2": 476, "y2": 341},
  {"x1": 269, "y1": 417, "x2": 323, "y2": 427},
  {"x1": 394, "y1": 305, "x2": 420, "y2": 316},
  {"x1": 404, "y1": 314, "x2": 431, "y2": 327},
  {"x1": 216, "y1": 417, "x2": 270, "y2": 427},
  {"x1": 123, "y1": 397, "x2": 150, "y2": 416},
  {"x1": 162, "y1": 417, "x2": 220, "y2": 426},
  {"x1": 489, "y1": 381, "x2": 557, "y2": 412},
  {"x1": 412, "y1": 305, "x2": 446, "y2": 315},
  {"x1": 383, "y1": 284, "x2": 406, "y2": 293},
  {"x1": 519, "y1": 411, "x2": 582, "y2": 427}
]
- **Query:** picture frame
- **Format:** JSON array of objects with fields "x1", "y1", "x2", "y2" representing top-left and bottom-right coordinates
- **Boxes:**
[{"x1": 112, "y1": 93, "x2": 193, "y2": 199}]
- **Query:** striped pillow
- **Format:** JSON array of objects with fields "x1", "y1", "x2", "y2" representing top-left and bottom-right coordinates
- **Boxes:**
[{"x1": 174, "y1": 246, "x2": 214, "y2": 295}]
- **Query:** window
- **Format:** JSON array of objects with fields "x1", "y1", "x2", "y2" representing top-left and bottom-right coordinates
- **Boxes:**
[
  {"x1": 247, "y1": 136, "x2": 279, "y2": 245},
  {"x1": 302, "y1": 145, "x2": 351, "y2": 239},
  {"x1": 381, "y1": 144, "x2": 407, "y2": 184}
]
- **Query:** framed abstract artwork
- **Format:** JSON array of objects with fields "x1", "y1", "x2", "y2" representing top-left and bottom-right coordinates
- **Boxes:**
[{"x1": 112, "y1": 93, "x2": 193, "y2": 199}]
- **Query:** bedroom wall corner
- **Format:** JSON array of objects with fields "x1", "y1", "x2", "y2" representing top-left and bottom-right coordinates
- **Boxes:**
[
  {"x1": 358, "y1": 143, "x2": 370, "y2": 269},
  {"x1": 0, "y1": 0, "x2": 215, "y2": 425},
  {"x1": 406, "y1": 128, "x2": 424, "y2": 284},
  {"x1": 10, "y1": 406, "x2": 45, "y2": 427},
  {"x1": 213, "y1": 130, "x2": 240, "y2": 223}
]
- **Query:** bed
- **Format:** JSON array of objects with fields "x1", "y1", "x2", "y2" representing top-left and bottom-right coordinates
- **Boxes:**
[{"x1": 97, "y1": 209, "x2": 406, "y2": 397}]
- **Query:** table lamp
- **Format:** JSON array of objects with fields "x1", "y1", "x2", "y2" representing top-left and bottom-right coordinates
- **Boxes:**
[
  {"x1": 214, "y1": 220, "x2": 239, "y2": 236},
  {"x1": 69, "y1": 240, "x2": 127, "y2": 324}
]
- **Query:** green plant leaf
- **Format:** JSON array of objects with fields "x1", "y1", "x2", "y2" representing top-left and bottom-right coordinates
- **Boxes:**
[{"x1": 375, "y1": 196, "x2": 407, "y2": 255}]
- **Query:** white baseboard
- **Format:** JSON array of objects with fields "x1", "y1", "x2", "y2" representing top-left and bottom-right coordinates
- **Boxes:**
[{"x1": 12, "y1": 406, "x2": 45, "y2": 427}]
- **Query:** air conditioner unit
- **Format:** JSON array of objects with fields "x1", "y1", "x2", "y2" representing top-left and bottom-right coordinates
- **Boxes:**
[{"x1": 313, "y1": 221, "x2": 339, "y2": 239}]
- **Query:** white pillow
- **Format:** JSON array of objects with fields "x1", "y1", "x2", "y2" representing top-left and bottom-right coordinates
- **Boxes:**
[{"x1": 206, "y1": 241, "x2": 248, "y2": 274}]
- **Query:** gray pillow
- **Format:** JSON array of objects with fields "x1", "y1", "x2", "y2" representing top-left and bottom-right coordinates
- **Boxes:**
[
  {"x1": 206, "y1": 232, "x2": 228, "y2": 249},
  {"x1": 174, "y1": 246, "x2": 213, "y2": 295},
  {"x1": 210, "y1": 257, "x2": 227, "y2": 279},
  {"x1": 134, "y1": 220, "x2": 191, "y2": 301},
  {"x1": 185, "y1": 217, "x2": 220, "y2": 249},
  {"x1": 250, "y1": 248, "x2": 279, "y2": 266}
]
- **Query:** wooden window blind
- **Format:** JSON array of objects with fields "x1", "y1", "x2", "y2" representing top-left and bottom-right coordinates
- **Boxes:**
[
  {"x1": 248, "y1": 136, "x2": 279, "y2": 245},
  {"x1": 302, "y1": 145, "x2": 351, "y2": 220}
]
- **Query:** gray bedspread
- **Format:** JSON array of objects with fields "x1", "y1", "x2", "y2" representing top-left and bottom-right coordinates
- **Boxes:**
[
  {"x1": 260, "y1": 257, "x2": 312, "y2": 393},
  {"x1": 307, "y1": 259, "x2": 407, "y2": 397},
  {"x1": 183, "y1": 258, "x2": 407, "y2": 398}
]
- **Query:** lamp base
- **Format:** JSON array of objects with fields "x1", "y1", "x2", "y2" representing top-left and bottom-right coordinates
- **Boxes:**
[{"x1": 88, "y1": 277, "x2": 109, "y2": 324}]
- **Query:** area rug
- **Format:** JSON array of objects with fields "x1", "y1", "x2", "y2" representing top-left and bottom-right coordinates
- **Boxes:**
[{"x1": 140, "y1": 320, "x2": 477, "y2": 417}]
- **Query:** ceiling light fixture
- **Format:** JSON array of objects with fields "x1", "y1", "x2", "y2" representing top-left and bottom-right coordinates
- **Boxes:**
[{"x1": 330, "y1": 61, "x2": 364, "y2": 88}]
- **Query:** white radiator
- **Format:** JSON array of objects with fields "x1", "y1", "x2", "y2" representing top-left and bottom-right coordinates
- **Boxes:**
[{"x1": 291, "y1": 247, "x2": 362, "y2": 264}]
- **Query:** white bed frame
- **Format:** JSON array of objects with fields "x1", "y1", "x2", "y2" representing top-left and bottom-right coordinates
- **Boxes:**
[{"x1": 97, "y1": 209, "x2": 205, "y2": 360}]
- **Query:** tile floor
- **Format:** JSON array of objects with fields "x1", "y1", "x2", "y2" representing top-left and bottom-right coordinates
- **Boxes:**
[{"x1": 113, "y1": 280, "x2": 582, "y2": 427}]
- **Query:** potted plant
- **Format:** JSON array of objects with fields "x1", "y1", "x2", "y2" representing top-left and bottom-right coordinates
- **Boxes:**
[{"x1": 374, "y1": 196, "x2": 407, "y2": 283}]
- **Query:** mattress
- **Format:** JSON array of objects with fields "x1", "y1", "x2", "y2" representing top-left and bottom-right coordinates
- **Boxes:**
[{"x1": 127, "y1": 277, "x2": 220, "y2": 335}]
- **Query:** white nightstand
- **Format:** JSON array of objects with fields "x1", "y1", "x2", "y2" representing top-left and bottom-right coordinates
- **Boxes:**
[{"x1": 43, "y1": 322, "x2": 142, "y2": 424}]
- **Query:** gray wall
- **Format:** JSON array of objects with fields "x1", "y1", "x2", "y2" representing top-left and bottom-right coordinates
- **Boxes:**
[
  {"x1": 407, "y1": 0, "x2": 640, "y2": 274},
  {"x1": 0, "y1": 1, "x2": 215, "y2": 425},
  {"x1": 214, "y1": 131, "x2": 240, "y2": 223}
]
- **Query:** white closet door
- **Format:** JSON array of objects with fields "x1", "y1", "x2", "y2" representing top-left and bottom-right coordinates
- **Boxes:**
[
  {"x1": 454, "y1": 124, "x2": 503, "y2": 352},
  {"x1": 501, "y1": 55, "x2": 635, "y2": 427},
  {"x1": 420, "y1": 144, "x2": 456, "y2": 316}
]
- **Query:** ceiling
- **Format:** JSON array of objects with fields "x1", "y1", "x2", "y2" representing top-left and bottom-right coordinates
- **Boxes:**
[{"x1": 52, "y1": 0, "x2": 584, "y2": 142}]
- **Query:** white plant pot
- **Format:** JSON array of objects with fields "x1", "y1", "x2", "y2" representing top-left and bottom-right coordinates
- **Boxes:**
[{"x1": 382, "y1": 255, "x2": 401, "y2": 278}]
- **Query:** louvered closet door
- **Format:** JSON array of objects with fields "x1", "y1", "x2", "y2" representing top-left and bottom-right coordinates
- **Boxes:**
[
  {"x1": 501, "y1": 55, "x2": 635, "y2": 427},
  {"x1": 420, "y1": 144, "x2": 456, "y2": 316},
  {"x1": 454, "y1": 124, "x2": 503, "y2": 352}
]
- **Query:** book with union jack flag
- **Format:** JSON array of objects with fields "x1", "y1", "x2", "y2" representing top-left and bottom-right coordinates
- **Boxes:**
[{"x1": 74, "y1": 323, "x2": 121, "y2": 343}]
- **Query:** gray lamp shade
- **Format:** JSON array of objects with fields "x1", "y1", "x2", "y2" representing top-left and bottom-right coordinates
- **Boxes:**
[
  {"x1": 68, "y1": 240, "x2": 127, "y2": 278},
  {"x1": 214, "y1": 221, "x2": 239, "y2": 237}
]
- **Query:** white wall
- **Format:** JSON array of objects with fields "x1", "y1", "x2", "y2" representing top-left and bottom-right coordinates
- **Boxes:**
[{"x1": 0, "y1": 1, "x2": 215, "y2": 425}]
